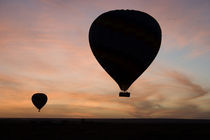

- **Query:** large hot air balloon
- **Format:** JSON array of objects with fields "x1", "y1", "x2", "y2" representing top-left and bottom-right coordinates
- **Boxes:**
[
  {"x1": 32, "y1": 93, "x2": 48, "y2": 112},
  {"x1": 89, "y1": 10, "x2": 162, "y2": 97}
]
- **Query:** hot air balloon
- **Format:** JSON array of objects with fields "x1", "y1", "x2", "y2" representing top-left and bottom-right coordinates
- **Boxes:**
[
  {"x1": 89, "y1": 10, "x2": 162, "y2": 97},
  {"x1": 32, "y1": 93, "x2": 48, "y2": 112}
]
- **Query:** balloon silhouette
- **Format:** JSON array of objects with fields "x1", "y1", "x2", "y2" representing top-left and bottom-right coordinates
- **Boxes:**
[
  {"x1": 89, "y1": 10, "x2": 162, "y2": 97},
  {"x1": 32, "y1": 93, "x2": 48, "y2": 112}
]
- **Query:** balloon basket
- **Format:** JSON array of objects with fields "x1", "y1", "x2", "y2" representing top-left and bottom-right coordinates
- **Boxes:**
[{"x1": 119, "y1": 91, "x2": 130, "y2": 97}]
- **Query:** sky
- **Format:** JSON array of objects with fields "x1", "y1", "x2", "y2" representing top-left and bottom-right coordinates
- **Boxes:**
[{"x1": 0, "y1": 0, "x2": 210, "y2": 118}]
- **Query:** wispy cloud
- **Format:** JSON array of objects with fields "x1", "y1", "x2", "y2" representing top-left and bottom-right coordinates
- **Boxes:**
[
  {"x1": 165, "y1": 70, "x2": 208, "y2": 100},
  {"x1": 1, "y1": 64, "x2": 209, "y2": 118}
]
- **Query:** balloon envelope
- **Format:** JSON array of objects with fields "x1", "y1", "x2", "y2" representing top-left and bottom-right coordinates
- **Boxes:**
[
  {"x1": 89, "y1": 10, "x2": 162, "y2": 91},
  {"x1": 32, "y1": 93, "x2": 47, "y2": 112}
]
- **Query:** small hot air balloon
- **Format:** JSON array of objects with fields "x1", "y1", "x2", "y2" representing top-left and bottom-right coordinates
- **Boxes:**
[
  {"x1": 89, "y1": 10, "x2": 162, "y2": 97},
  {"x1": 32, "y1": 93, "x2": 48, "y2": 112}
]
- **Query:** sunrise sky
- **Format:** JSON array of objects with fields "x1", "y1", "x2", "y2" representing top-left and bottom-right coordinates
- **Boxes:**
[{"x1": 0, "y1": 0, "x2": 210, "y2": 118}]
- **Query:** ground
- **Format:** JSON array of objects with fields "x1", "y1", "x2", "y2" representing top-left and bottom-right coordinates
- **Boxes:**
[{"x1": 1, "y1": 118, "x2": 210, "y2": 139}]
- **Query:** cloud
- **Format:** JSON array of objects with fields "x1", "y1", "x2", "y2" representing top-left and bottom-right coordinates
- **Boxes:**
[
  {"x1": 127, "y1": 66, "x2": 210, "y2": 118},
  {"x1": 165, "y1": 69, "x2": 208, "y2": 100},
  {"x1": 130, "y1": 100, "x2": 210, "y2": 119},
  {"x1": 0, "y1": 66, "x2": 209, "y2": 118}
]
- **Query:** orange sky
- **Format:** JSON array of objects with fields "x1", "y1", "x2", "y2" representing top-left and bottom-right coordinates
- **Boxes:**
[{"x1": 0, "y1": 0, "x2": 210, "y2": 118}]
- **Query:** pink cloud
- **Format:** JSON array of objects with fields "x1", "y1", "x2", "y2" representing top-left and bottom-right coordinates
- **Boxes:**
[
  {"x1": 0, "y1": 65, "x2": 210, "y2": 118},
  {"x1": 164, "y1": 69, "x2": 208, "y2": 100}
]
